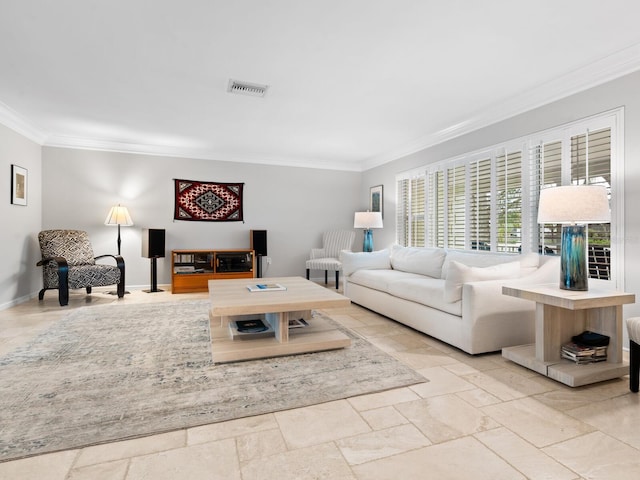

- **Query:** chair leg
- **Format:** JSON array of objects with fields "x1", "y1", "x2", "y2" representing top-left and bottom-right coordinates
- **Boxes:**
[
  {"x1": 630, "y1": 340, "x2": 639, "y2": 393},
  {"x1": 58, "y1": 287, "x2": 69, "y2": 307},
  {"x1": 116, "y1": 262, "x2": 126, "y2": 298},
  {"x1": 86, "y1": 286, "x2": 92, "y2": 294},
  {"x1": 324, "y1": 270, "x2": 328, "y2": 285},
  {"x1": 306, "y1": 269, "x2": 310, "y2": 280},
  {"x1": 335, "y1": 270, "x2": 339, "y2": 289},
  {"x1": 38, "y1": 289, "x2": 46, "y2": 301},
  {"x1": 57, "y1": 265, "x2": 69, "y2": 306}
]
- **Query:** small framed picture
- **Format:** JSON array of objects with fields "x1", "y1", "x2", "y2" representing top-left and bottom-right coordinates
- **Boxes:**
[
  {"x1": 370, "y1": 184, "x2": 383, "y2": 218},
  {"x1": 11, "y1": 164, "x2": 27, "y2": 206}
]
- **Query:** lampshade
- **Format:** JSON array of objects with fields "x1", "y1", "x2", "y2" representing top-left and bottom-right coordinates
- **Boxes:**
[
  {"x1": 537, "y1": 185, "x2": 610, "y2": 224},
  {"x1": 354, "y1": 211, "x2": 383, "y2": 229},
  {"x1": 105, "y1": 205, "x2": 134, "y2": 226}
]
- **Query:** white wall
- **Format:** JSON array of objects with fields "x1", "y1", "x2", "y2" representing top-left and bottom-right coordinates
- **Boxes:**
[
  {"x1": 41, "y1": 147, "x2": 362, "y2": 289},
  {"x1": 361, "y1": 69, "x2": 640, "y2": 336},
  {"x1": 0, "y1": 123, "x2": 42, "y2": 308}
]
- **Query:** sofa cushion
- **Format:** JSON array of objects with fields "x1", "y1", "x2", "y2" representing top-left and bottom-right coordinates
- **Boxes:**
[
  {"x1": 387, "y1": 277, "x2": 462, "y2": 316},
  {"x1": 441, "y1": 250, "x2": 521, "y2": 279},
  {"x1": 444, "y1": 260, "x2": 521, "y2": 303},
  {"x1": 340, "y1": 249, "x2": 391, "y2": 276},
  {"x1": 390, "y1": 245, "x2": 446, "y2": 278},
  {"x1": 348, "y1": 269, "x2": 421, "y2": 292}
]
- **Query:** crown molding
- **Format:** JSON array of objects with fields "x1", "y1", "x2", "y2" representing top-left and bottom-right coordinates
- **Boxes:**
[
  {"x1": 44, "y1": 134, "x2": 362, "y2": 172},
  {"x1": 0, "y1": 101, "x2": 47, "y2": 144},
  {"x1": 361, "y1": 42, "x2": 640, "y2": 171}
]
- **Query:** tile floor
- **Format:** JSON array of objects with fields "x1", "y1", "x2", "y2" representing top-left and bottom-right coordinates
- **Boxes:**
[{"x1": 1, "y1": 285, "x2": 639, "y2": 479}]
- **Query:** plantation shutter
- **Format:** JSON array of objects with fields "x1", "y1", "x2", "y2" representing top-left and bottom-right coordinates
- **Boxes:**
[
  {"x1": 469, "y1": 158, "x2": 491, "y2": 250},
  {"x1": 495, "y1": 149, "x2": 522, "y2": 253},
  {"x1": 396, "y1": 178, "x2": 409, "y2": 246},
  {"x1": 396, "y1": 173, "x2": 425, "y2": 247},
  {"x1": 447, "y1": 165, "x2": 466, "y2": 249},
  {"x1": 571, "y1": 127, "x2": 611, "y2": 279},
  {"x1": 426, "y1": 169, "x2": 445, "y2": 247},
  {"x1": 410, "y1": 176, "x2": 426, "y2": 247},
  {"x1": 537, "y1": 140, "x2": 563, "y2": 254}
]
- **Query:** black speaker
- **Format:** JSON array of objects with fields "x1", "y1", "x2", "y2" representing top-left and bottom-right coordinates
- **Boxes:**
[
  {"x1": 141, "y1": 228, "x2": 166, "y2": 258},
  {"x1": 250, "y1": 230, "x2": 267, "y2": 256}
]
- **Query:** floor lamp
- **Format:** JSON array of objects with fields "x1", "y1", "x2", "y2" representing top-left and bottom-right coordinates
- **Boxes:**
[
  {"x1": 537, "y1": 185, "x2": 610, "y2": 291},
  {"x1": 105, "y1": 204, "x2": 134, "y2": 294}
]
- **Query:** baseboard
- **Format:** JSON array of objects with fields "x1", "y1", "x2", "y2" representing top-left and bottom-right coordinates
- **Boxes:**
[{"x1": 0, "y1": 292, "x2": 39, "y2": 311}]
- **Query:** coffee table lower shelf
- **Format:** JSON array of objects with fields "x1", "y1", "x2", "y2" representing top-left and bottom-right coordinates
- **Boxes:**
[
  {"x1": 209, "y1": 313, "x2": 351, "y2": 363},
  {"x1": 502, "y1": 344, "x2": 628, "y2": 387}
]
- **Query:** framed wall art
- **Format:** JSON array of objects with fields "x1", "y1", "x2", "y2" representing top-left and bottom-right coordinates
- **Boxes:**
[
  {"x1": 369, "y1": 184, "x2": 383, "y2": 218},
  {"x1": 11, "y1": 164, "x2": 27, "y2": 206}
]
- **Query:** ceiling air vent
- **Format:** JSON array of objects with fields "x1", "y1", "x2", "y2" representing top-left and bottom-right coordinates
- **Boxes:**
[{"x1": 227, "y1": 79, "x2": 269, "y2": 98}]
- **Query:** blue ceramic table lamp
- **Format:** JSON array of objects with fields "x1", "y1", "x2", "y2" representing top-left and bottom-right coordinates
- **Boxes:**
[
  {"x1": 537, "y1": 185, "x2": 610, "y2": 291},
  {"x1": 354, "y1": 211, "x2": 383, "y2": 252}
]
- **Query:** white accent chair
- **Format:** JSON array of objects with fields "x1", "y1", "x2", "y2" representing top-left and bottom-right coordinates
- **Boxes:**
[
  {"x1": 306, "y1": 231, "x2": 355, "y2": 289},
  {"x1": 627, "y1": 317, "x2": 640, "y2": 392}
]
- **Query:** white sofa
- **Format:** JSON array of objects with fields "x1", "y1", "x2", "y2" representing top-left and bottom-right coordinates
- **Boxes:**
[{"x1": 341, "y1": 245, "x2": 560, "y2": 354}]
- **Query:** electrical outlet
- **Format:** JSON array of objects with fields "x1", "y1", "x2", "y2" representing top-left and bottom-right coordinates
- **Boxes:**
[{"x1": 266, "y1": 257, "x2": 272, "y2": 265}]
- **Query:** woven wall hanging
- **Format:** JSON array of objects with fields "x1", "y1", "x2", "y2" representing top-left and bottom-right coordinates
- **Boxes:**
[{"x1": 173, "y1": 179, "x2": 244, "y2": 222}]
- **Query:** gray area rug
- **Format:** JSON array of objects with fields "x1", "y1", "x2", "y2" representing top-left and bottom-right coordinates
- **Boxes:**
[{"x1": 0, "y1": 300, "x2": 425, "y2": 462}]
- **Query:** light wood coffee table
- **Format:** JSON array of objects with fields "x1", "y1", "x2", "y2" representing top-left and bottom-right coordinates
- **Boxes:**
[{"x1": 208, "y1": 276, "x2": 351, "y2": 363}]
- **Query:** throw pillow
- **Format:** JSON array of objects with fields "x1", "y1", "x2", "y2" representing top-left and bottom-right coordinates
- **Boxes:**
[
  {"x1": 441, "y1": 251, "x2": 519, "y2": 279},
  {"x1": 390, "y1": 245, "x2": 447, "y2": 278},
  {"x1": 443, "y1": 260, "x2": 521, "y2": 303},
  {"x1": 518, "y1": 252, "x2": 540, "y2": 276}
]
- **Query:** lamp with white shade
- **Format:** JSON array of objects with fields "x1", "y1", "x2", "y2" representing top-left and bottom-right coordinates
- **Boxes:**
[
  {"x1": 354, "y1": 211, "x2": 383, "y2": 252},
  {"x1": 537, "y1": 185, "x2": 610, "y2": 291},
  {"x1": 105, "y1": 204, "x2": 134, "y2": 256}
]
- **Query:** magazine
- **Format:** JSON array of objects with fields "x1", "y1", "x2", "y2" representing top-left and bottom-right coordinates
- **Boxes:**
[
  {"x1": 229, "y1": 319, "x2": 274, "y2": 339},
  {"x1": 246, "y1": 283, "x2": 287, "y2": 292},
  {"x1": 288, "y1": 318, "x2": 309, "y2": 329}
]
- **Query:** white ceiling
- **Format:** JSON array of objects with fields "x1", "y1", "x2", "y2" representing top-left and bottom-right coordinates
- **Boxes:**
[{"x1": 1, "y1": 1, "x2": 640, "y2": 172}]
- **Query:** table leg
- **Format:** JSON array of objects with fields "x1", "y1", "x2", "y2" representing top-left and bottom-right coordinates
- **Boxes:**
[{"x1": 267, "y1": 312, "x2": 290, "y2": 343}]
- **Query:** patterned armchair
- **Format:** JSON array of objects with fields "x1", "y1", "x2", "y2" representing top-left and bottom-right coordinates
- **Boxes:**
[
  {"x1": 305, "y1": 230, "x2": 355, "y2": 289},
  {"x1": 37, "y1": 230, "x2": 125, "y2": 306}
]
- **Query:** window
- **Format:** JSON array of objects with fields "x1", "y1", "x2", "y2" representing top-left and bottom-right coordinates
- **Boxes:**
[
  {"x1": 537, "y1": 127, "x2": 612, "y2": 278},
  {"x1": 395, "y1": 109, "x2": 623, "y2": 287}
]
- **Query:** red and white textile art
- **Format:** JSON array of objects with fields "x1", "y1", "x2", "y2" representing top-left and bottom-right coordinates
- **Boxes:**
[{"x1": 173, "y1": 179, "x2": 244, "y2": 222}]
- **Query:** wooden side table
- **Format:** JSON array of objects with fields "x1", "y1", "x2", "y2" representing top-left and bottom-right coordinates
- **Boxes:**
[{"x1": 502, "y1": 284, "x2": 635, "y2": 387}]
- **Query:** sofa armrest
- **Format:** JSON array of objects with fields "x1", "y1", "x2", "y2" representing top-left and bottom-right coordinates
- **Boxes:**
[
  {"x1": 462, "y1": 256, "x2": 560, "y2": 318},
  {"x1": 340, "y1": 249, "x2": 391, "y2": 276},
  {"x1": 463, "y1": 278, "x2": 533, "y2": 319},
  {"x1": 460, "y1": 256, "x2": 560, "y2": 351}
]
